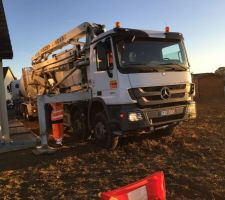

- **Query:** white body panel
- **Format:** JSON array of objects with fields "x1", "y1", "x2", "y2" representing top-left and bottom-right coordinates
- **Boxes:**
[
  {"x1": 10, "y1": 80, "x2": 20, "y2": 100},
  {"x1": 4, "y1": 69, "x2": 16, "y2": 100},
  {"x1": 128, "y1": 71, "x2": 192, "y2": 88},
  {"x1": 89, "y1": 38, "x2": 120, "y2": 105},
  {"x1": 89, "y1": 36, "x2": 192, "y2": 105},
  {"x1": 97, "y1": 71, "x2": 192, "y2": 105},
  {"x1": 19, "y1": 76, "x2": 38, "y2": 98},
  {"x1": 55, "y1": 69, "x2": 82, "y2": 88}
]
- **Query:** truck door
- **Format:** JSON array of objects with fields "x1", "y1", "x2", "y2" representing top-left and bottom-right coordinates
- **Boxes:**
[{"x1": 90, "y1": 37, "x2": 118, "y2": 104}]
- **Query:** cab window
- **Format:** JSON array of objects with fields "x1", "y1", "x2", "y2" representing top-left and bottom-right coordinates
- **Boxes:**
[{"x1": 95, "y1": 38, "x2": 113, "y2": 71}]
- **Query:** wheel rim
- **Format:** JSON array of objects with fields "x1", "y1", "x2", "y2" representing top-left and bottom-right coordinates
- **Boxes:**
[{"x1": 95, "y1": 121, "x2": 106, "y2": 140}]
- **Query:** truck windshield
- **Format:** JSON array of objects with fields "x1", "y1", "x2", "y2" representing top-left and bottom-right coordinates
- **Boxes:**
[{"x1": 115, "y1": 37, "x2": 189, "y2": 73}]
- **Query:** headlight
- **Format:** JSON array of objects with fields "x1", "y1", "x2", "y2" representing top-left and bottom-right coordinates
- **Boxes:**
[
  {"x1": 128, "y1": 112, "x2": 143, "y2": 122},
  {"x1": 32, "y1": 108, "x2": 37, "y2": 113}
]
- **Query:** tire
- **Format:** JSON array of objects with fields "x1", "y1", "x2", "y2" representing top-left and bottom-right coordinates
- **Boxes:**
[
  {"x1": 72, "y1": 111, "x2": 88, "y2": 140},
  {"x1": 94, "y1": 112, "x2": 119, "y2": 149}
]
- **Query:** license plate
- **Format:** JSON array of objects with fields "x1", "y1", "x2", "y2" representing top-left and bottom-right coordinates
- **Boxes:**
[{"x1": 160, "y1": 109, "x2": 175, "y2": 116}]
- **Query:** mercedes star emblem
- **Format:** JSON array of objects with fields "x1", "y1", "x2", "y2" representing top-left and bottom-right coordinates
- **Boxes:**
[{"x1": 160, "y1": 87, "x2": 170, "y2": 100}]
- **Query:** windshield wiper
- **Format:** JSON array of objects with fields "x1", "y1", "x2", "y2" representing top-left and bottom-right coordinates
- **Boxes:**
[
  {"x1": 135, "y1": 67, "x2": 158, "y2": 72},
  {"x1": 160, "y1": 63, "x2": 187, "y2": 71},
  {"x1": 122, "y1": 63, "x2": 159, "y2": 72},
  {"x1": 158, "y1": 63, "x2": 187, "y2": 71},
  {"x1": 122, "y1": 63, "x2": 146, "y2": 66}
]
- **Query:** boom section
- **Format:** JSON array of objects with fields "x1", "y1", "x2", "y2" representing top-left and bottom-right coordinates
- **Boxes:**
[{"x1": 31, "y1": 22, "x2": 105, "y2": 68}]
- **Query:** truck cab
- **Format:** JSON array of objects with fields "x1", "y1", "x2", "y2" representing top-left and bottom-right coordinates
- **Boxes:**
[{"x1": 88, "y1": 25, "x2": 196, "y2": 143}]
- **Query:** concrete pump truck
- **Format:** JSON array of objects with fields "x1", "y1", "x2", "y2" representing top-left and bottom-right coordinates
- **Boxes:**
[{"x1": 14, "y1": 22, "x2": 197, "y2": 150}]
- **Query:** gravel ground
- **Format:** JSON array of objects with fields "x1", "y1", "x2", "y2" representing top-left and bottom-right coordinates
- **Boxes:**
[{"x1": 0, "y1": 99, "x2": 225, "y2": 199}]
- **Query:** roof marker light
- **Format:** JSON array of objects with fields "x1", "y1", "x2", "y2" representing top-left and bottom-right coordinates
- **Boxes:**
[{"x1": 165, "y1": 26, "x2": 170, "y2": 32}]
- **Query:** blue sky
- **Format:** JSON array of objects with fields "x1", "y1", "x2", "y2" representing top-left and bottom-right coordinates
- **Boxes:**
[{"x1": 2, "y1": 0, "x2": 225, "y2": 78}]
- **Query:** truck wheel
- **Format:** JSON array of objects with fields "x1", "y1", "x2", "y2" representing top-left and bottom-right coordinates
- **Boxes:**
[
  {"x1": 94, "y1": 112, "x2": 119, "y2": 149},
  {"x1": 72, "y1": 112, "x2": 88, "y2": 140}
]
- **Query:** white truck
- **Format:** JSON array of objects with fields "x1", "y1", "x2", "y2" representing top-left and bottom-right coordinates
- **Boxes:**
[
  {"x1": 8, "y1": 68, "x2": 38, "y2": 119},
  {"x1": 14, "y1": 22, "x2": 197, "y2": 149}
]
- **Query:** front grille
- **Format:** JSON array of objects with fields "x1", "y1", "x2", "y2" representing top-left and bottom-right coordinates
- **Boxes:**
[
  {"x1": 171, "y1": 93, "x2": 185, "y2": 98},
  {"x1": 143, "y1": 84, "x2": 186, "y2": 92},
  {"x1": 147, "y1": 101, "x2": 188, "y2": 109},
  {"x1": 129, "y1": 84, "x2": 190, "y2": 108},
  {"x1": 145, "y1": 95, "x2": 162, "y2": 101}
]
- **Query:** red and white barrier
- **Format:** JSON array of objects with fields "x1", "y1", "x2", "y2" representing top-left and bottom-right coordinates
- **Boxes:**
[{"x1": 100, "y1": 171, "x2": 166, "y2": 200}]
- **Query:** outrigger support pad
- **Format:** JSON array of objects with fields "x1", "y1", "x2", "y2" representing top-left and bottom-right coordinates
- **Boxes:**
[{"x1": 32, "y1": 145, "x2": 56, "y2": 155}]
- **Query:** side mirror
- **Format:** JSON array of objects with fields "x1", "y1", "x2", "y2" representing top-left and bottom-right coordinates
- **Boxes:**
[{"x1": 97, "y1": 42, "x2": 108, "y2": 71}]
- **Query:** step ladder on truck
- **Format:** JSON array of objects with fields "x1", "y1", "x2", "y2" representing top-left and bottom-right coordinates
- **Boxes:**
[{"x1": 24, "y1": 21, "x2": 196, "y2": 154}]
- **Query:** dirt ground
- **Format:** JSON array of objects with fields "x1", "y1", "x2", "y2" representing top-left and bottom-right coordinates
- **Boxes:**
[{"x1": 0, "y1": 100, "x2": 225, "y2": 199}]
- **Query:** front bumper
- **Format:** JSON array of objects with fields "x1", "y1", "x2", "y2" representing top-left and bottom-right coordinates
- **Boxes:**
[{"x1": 107, "y1": 101, "x2": 196, "y2": 132}]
